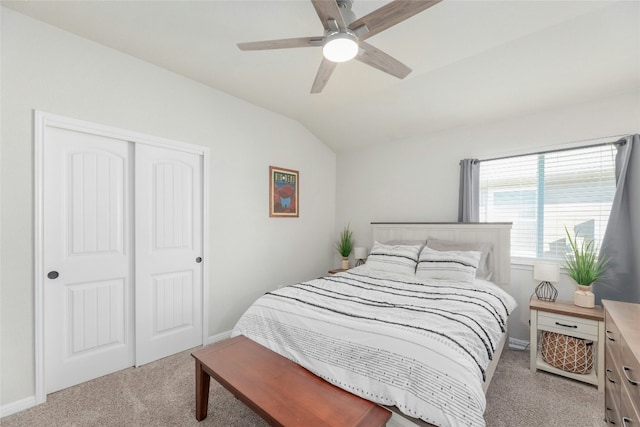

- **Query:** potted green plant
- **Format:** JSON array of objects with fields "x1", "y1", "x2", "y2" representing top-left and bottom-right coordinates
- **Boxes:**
[
  {"x1": 336, "y1": 224, "x2": 354, "y2": 270},
  {"x1": 564, "y1": 226, "x2": 608, "y2": 308}
]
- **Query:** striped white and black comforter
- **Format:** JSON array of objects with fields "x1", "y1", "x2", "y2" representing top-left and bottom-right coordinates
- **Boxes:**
[{"x1": 231, "y1": 266, "x2": 517, "y2": 427}]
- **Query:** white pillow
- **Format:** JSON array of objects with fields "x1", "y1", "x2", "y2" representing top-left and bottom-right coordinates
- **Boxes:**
[
  {"x1": 426, "y1": 238, "x2": 493, "y2": 280},
  {"x1": 416, "y1": 246, "x2": 482, "y2": 283},
  {"x1": 366, "y1": 241, "x2": 421, "y2": 275}
]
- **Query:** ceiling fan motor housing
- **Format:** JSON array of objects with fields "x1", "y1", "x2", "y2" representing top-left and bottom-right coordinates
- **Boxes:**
[{"x1": 336, "y1": 0, "x2": 356, "y2": 25}]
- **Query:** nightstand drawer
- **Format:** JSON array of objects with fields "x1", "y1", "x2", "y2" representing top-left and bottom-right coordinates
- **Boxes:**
[{"x1": 538, "y1": 311, "x2": 599, "y2": 339}]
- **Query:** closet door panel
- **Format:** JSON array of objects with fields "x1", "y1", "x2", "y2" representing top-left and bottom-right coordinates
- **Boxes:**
[
  {"x1": 135, "y1": 143, "x2": 203, "y2": 366},
  {"x1": 44, "y1": 127, "x2": 134, "y2": 393}
]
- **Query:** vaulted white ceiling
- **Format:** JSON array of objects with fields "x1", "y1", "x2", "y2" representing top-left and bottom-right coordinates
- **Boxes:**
[{"x1": 3, "y1": 1, "x2": 639, "y2": 152}]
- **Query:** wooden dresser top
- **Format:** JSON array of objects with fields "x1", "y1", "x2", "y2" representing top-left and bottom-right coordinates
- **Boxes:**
[{"x1": 603, "y1": 299, "x2": 640, "y2": 362}]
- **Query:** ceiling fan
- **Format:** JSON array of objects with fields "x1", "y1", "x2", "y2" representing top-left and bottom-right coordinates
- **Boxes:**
[{"x1": 238, "y1": 0, "x2": 442, "y2": 94}]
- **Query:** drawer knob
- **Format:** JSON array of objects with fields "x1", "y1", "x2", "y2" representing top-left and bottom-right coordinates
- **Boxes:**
[
  {"x1": 623, "y1": 366, "x2": 639, "y2": 386},
  {"x1": 605, "y1": 330, "x2": 616, "y2": 341},
  {"x1": 555, "y1": 321, "x2": 578, "y2": 329},
  {"x1": 606, "y1": 368, "x2": 617, "y2": 384}
]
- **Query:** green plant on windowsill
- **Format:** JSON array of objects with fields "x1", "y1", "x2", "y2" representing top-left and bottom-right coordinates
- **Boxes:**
[
  {"x1": 336, "y1": 224, "x2": 353, "y2": 269},
  {"x1": 564, "y1": 226, "x2": 609, "y2": 287}
]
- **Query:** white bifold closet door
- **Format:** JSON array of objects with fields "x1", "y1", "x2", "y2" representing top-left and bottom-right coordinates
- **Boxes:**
[{"x1": 43, "y1": 127, "x2": 202, "y2": 394}]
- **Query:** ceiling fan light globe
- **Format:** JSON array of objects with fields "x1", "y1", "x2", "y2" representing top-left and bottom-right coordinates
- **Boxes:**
[{"x1": 323, "y1": 34, "x2": 358, "y2": 63}]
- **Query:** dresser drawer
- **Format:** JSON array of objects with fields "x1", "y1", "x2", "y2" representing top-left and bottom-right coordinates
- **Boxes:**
[
  {"x1": 621, "y1": 383, "x2": 640, "y2": 427},
  {"x1": 621, "y1": 336, "x2": 640, "y2": 410},
  {"x1": 606, "y1": 309, "x2": 621, "y2": 363},
  {"x1": 538, "y1": 311, "x2": 599, "y2": 339},
  {"x1": 605, "y1": 379, "x2": 620, "y2": 426},
  {"x1": 606, "y1": 344, "x2": 622, "y2": 400}
]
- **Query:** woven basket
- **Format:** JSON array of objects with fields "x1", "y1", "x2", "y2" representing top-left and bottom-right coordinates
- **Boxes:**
[{"x1": 540, "y1": 331, "x2": 594, "y2": 374}]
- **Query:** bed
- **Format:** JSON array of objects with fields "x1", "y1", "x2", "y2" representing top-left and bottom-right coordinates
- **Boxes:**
[{"x1": 231, "y1": 222, "x2": 516, "y2": 427}]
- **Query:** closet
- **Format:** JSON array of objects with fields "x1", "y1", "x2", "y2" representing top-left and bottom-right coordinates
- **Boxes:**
[{"x1": 37, "y1": 113, "x2": 206, "y2": 394}]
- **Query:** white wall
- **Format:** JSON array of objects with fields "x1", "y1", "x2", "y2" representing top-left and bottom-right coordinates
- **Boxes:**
[
  {"x1": 0, "y1": 8, "x2": 336, "y2": 408},
  {"x1": 335, "y1": 91, "x2": 640, "y2": 342}
]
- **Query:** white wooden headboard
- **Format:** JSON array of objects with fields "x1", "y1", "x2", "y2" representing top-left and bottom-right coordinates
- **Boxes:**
[{"x1": 371, "y1": 222, "x2": 512, "y2": 285}]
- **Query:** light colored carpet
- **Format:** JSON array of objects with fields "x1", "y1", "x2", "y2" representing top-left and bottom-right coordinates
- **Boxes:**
[
  {"x1": 2, "y1": 348, "x2": 604, "y2": 427},
  {"x1": 484, "y1": 349, "x2": 604, "y2": 427}
]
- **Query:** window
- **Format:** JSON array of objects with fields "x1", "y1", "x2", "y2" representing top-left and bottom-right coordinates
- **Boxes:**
[{"x1": 479, "y1": 144, "x2": 616, "y2": 260}]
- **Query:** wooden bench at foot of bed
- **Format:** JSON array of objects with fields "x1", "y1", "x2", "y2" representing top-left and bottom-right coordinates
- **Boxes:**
[{"x1": 191, "y1": 335, "x2": 391, "y2": 426}]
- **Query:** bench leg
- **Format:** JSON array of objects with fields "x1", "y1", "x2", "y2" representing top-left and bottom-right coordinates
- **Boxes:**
[{"x1": 195, "y1": 359, "x2": 211, "y2": 421}]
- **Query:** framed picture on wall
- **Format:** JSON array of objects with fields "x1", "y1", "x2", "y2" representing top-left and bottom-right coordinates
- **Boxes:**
[{"x1": 269, "y1": 166, "x2": 299, "y2": 217}]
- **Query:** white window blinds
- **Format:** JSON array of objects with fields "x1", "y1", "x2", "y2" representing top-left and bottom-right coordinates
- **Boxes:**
[{"x1": 479, "y1": 144, "x2": 616, "y2": 259}]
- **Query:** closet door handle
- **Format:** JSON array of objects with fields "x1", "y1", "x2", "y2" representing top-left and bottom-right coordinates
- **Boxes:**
[
  {"x1": 47, "y1": 271, "x2": 59, "y2": 279},
  {"x1": 195, "y1": 257, "x2": 202, "y2": 263}
]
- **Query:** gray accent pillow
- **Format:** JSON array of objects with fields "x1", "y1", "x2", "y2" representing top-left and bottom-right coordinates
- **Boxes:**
[
  {"x1": 384, "y1": 239, "x2": 426, "y2": 252},
  {"x1": 426, "y1": 238, "x2": 493, "y2": 281}
]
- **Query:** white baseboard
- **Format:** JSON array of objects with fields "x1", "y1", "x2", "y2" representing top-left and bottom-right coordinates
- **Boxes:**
[
  {"x1": 509, "y1": 337, "x2": 529, "y2": 350},
  {"x1": 0, "y1": 395, "x2": 37, "y2": 419},
  {"x1": 207, "y1": 330, "x2": 232, "y2": 345}
]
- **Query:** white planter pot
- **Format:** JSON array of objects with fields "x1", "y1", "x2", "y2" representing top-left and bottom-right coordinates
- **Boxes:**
[
  {"x1": 341, "y1": 257, "x2": 349, "y2": 270},
  {"x1": 574, "y1": 284, "x2": 595, "y2": 308}
]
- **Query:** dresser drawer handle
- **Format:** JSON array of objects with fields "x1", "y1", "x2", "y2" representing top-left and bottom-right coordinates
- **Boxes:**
[
  {"x1": 606, "y1": 368, "x2": 617, "y2": 384},
  {"x1": 606, "y1": 407, "x2": 617, "y2": 424},
  {"x1": 555, "y1": 321, "x2": 578, "y2": 329},
  {"x1": 623, "y1": 366, "x2": 639, "y2": 386},
  {"x1": 606, "y1": 330, "x2": 617, "y2": 341},
  {"x1": 622, "y1": 417, "x2": 632, "y2": 427}
]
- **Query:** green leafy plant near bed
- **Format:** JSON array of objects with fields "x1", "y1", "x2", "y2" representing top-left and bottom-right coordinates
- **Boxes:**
[
  {"x1": 564, "y1": 226, "x2": 608, "y2": 286},
  {"x1": 336, "y1": 224, "x2": 354, "y2": 258}
]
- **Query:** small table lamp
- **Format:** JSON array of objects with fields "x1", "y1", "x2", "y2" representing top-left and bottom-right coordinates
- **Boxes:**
[
  {"x1": 354, "y1": 247, "x2": 368, "y2": 266},
  {"x1": 533, "y1": 261, "x2": 560, "y2": 302}
]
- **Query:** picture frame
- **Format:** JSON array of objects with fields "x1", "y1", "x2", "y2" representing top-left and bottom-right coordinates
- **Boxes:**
[{"x1": 269, "y1": 166, "x2": 299, "y2": 218}]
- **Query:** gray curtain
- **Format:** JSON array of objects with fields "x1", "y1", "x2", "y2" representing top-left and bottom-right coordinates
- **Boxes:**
[
  {"x1": 458, "y1": 159, "x2": 479, "y2": 222},
  {"x1": 595, "y1": 134, "x2": 640, "y2": 304}
]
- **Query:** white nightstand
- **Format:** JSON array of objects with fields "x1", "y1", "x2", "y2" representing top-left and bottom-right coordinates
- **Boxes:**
[{"x1": 529, "y1": 299, "x2": 605, "y2": 391}]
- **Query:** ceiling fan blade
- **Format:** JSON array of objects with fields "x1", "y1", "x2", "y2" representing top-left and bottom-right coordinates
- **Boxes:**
[
  {"x1": 310, "y1": 57, "x2": 338, "y2": 94},
  {"x1": 311, "y1": 0, "x2": 347, "y2": 31},
  {"x1": 238, "y1": 37, "x2": 323, "y2": 51},
  {"x1": 349, "y1": 0, "x2": 441, "y2": 41},
  {"x1": 356, "y1": 41, "x2": 411, "y2": 79}
]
